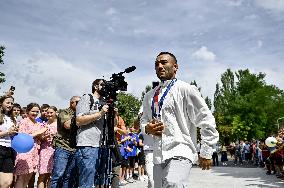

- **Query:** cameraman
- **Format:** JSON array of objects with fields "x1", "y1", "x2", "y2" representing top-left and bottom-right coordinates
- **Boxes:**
[{"x1": 75, "y1": 79, "x2": 109, "y2": 188}]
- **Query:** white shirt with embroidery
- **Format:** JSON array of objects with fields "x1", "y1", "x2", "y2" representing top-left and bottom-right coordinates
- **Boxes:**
[{"x1": 140, "y1": 79, "x2": 219, "y2": 164}]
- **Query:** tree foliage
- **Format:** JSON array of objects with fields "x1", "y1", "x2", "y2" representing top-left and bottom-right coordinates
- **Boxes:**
[
  {"x1": 190, "y1": 80, "x2": 212, "y2": 109},
  {"x1": 0, "y1": 46, "x2": 5, "y2": 85},
  {"x1": 214, "y1": 69, "x2": 284, "y2": 143},
  {"x1": 116, "y1": 92, "x2": 142, "y2": 127}
]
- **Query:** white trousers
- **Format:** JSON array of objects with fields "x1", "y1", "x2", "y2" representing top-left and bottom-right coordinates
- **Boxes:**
[
  {"x1": 145, "y1": 150, "x2": 154, "y2": 188},
  {"x1": 153, "y1": 157, "x2": 192, "y2": 188}
]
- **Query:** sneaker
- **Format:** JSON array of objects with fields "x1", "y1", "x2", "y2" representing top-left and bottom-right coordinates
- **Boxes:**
[
  {"x1": 142, "y1": 175, "x2": 148, "y2": 181},
  {"x1": 119, "y1": 179, "x2": 128, "y2": 186},
  {"x1": 126, "y1": 177, "x2": 135, "y2": 183},
  {"x1": 138, "y1": 176, "x2": 146, "y2": 181}
]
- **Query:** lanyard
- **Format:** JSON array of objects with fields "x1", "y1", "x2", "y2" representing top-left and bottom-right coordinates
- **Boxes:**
[{"x1": 151, "y1": 78, "x2": 177, "y2": 118}]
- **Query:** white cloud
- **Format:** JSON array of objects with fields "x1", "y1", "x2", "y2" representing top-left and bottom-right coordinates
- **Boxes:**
[
  {"x1": 4, "y1": 53, "x2": 98, "y2": 108},
  {"x1": 255, "y1": 0, "x2": 284, "y2": 12},
  {"x1": 181, "y1": 60, "x2": 228, "y2": 101},
  {"x1": 192, "y1": 46, "x2": 216, "y2": 62},
  {"x1": 133, "y1": 29, "x2": 146, "y2": 35},
  {"x1": 2, "y1": 51, "x2": 150, "y2": 108},
  {"x1": 257, "y1": 40, "x2": 263, "y2": 48},
  {"x1": 226, "y1": 0, "x2": 245, "y2": 6},
  {"x1": 1, "y1": 0, "x2": 284, "y2": 109},
  {"x1": 106, "y1": 7, "x2": 117, "y2": 16}
]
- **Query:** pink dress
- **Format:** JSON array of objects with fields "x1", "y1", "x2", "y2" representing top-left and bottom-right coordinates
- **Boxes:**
[
  {"x1": 38, "y1": 121, "x2": 57, "y2": 174},
  {"x1": 14, "y1": 118, "x2": 44, "y2": 175}
]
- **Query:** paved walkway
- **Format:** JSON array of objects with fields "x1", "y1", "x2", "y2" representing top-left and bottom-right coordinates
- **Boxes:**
[{"x1": 123, "y1": 166, "x2": 284, "y2": 188}]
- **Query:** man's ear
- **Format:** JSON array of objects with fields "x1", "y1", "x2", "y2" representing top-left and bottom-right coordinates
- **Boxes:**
[{"x1": 174, "y1": 63, "x2": 179, "y2": 72}]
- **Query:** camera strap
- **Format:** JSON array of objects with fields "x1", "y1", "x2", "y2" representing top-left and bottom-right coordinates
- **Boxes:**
[
  {"x1": 87, "y1": 94, "x2": 95, "y2": 110},
  {"x1": 151, "y1": 78, "x2": 177, "y2": 118}
]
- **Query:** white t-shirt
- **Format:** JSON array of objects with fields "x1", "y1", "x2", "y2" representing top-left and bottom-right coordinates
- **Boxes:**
[{"x1": 0, "y1": 115, "x2": 14, "y2": 147}]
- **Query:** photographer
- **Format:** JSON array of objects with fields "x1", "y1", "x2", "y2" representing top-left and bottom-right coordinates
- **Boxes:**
[{"x1": 75, "y1": 79, "x2": 109, "y2": 188}]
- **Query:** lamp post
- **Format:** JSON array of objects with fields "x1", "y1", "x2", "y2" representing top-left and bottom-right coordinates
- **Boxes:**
[{"x1": 277, "y1": 117, "x2": 284, "y2": 130}]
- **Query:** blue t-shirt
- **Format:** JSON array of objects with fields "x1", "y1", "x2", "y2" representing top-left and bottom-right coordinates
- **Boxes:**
[
  {"x1": 35, "y1": 116, "x2": 48, "y2": 123},
  {"x1": 120, "y1": 133, "x2": 139, "y2": 158},
  {"x1": 120, "y1": 135, "x2": 130, "y2": 159},
  {"x1": 127, "y1": 133, "x2": 138, "y2": 157}
]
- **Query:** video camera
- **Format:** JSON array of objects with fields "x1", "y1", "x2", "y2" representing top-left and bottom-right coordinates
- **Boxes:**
[{"x1": 101, "y1": 66, "x2": 136, "y2": 100}]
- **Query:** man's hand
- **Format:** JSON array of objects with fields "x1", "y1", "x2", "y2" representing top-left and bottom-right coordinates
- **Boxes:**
[
  {"x1": 199, "y1": 157, "x2": 212, "y2": 170},
  {"x1": 100, "y1": 105, "x2": 109, "y2": 115},
  {"x1": 145, "y1": 119, "x2": 165, "y2": 137}
]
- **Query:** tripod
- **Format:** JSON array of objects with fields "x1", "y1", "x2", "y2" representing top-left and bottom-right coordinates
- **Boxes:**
[{"x1": 97, "y1": 100, "x2": 122, "y2": 188}]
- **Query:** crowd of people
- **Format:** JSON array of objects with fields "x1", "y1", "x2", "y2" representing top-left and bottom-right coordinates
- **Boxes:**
[
  {"x1": 0, "y1": 52, "x2": 219, "y2": 188},
  {"x1": 211, "y1": 134, "x2": 284, "y2": 182}
]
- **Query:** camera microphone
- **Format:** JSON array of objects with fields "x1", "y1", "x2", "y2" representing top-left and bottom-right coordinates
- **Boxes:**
[{"x1": 124, "y1": 66, "x2": 136, "y2": 73}]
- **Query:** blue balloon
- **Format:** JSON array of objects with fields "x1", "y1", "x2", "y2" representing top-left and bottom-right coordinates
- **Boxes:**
[{"x1": 11, "y1": 133, "x2": 34, "y2": 153}]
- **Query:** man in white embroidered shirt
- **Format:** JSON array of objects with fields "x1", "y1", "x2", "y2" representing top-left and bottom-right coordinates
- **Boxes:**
[{"x1": 140, "y1": 52, "x2": 219, "y2": 188}]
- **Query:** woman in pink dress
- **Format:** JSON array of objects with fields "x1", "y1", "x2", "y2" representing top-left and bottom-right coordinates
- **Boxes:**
[
  {"x1": 14, "y1": 103, "x2": 48, "y2": 188},
  {"x1": 38, "y1": 106, "x2": 57, "y2": 188}
]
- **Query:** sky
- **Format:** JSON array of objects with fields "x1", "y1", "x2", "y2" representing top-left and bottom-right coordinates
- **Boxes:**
[{"x1": 0, "y1": 0, "x2": 284, "y2": 108}]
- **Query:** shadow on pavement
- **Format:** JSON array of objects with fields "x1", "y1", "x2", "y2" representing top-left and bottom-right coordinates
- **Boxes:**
[{"x1": 209, "y1": 166, "x2": 284, "y2": 187}]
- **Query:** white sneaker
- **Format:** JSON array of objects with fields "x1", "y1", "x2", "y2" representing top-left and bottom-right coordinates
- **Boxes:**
[
  {"x1": 138, "y1": 176, "x2": 144, "y2": 181},
  {"x1": 119, "y1": 180, "x2": 128, "y2": 186},
  {"x1": 142, "y1": 175, "x2": 148, "y2": 180},
  {"x1": 126, "y1": 177, "x2": 135, "y2": 183}
]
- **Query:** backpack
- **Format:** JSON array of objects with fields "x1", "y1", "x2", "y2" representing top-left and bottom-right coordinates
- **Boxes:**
[{"x1": 69, "y1": 94, "x2": 94, "y2": 148}]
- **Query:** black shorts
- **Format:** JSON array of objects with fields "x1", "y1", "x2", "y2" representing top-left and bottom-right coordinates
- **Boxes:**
[
  {"x1": 121, "y1": 158, "x2": 129, "y2": 168},
  {"x1": 137, "y1": 152, "x2": 145, "y2": 166},
  {"x1": 0, "y1": 145, "x2": 16, "y2": 173},
  {"x1": 128, "y1": 156, "x2": 136, "y2": 168}
]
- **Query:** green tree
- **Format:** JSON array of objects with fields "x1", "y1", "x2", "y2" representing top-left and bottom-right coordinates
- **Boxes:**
[
  {"x1": 205, "y1": 96, "x2": 212, "y2": 110},
  {"x1": 0, "y1": 46, "x2": 5, "y2": 85},
  {"x1": 214, "y1": 69, "x2": 284, "y2": 143},
  {"x1": 116, "y1": 92, "x2": 141, "y2": 127},
  {"x1": 190, "y1": 80, "x2": 212, "y2": 109}
]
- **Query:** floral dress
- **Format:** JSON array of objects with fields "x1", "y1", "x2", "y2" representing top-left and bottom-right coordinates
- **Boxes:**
[
  {"x1": 38, "y1": 121, "x2": 57, "y2": 174},
  {"x1": 14, "y1": 118, "x2": 44, "y2": 175}
]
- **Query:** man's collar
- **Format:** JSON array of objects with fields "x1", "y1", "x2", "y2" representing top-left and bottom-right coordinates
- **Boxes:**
[{"x1": 159, "y1": 78, "x2": 176, "y2": 88}]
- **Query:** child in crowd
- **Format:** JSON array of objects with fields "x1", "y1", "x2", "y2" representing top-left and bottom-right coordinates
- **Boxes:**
[{"x1": 38, "y1": 106, "x2": 58, "y2": 188}]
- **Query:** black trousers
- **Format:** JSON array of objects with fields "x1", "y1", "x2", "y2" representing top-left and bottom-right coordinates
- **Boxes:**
[{"x1": 212, "y1": 152, "x2": 219, "y2": 166}]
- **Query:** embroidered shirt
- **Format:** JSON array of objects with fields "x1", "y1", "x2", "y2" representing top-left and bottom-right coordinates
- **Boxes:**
[{"x1": 140, "y1": 79, "x2": 219, "y2": 164}]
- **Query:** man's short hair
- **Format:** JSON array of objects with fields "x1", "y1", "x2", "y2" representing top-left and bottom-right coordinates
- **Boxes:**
[
  {"x1": 92, "y1": 79, "x2": 105, "y2": 93},
  {"x1": 70, "y1": 96, "x2": 80, "y2": 102},
  {"x1": 13, "y1": 103, "x2": 21, "y2": 109},
  {"x1": 40, "y1": 104, "x2": 50, "y2": 111},
  {"x1": 157, "y1": 52, "x2": 177, "y2": 64}
]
